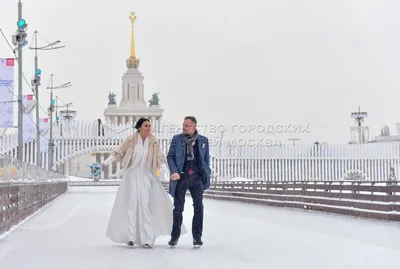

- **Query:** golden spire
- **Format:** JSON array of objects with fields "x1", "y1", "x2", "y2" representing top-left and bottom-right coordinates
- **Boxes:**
[
  {"x1": 126, "y1": 11, "x2": 140, "y2": 69},
  {"x1": 129, "y1": 11, "x2": 136, "y2": 58}
]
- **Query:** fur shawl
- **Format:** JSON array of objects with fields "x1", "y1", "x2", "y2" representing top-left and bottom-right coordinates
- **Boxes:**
[{"x1": 111, "y1": 132, "x2": 166, "y2": 171}]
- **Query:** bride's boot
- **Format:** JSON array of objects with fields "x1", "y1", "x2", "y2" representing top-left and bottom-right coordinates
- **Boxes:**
[{"x1": 143, "y1": 244, "x2": 152, "y2": 248}]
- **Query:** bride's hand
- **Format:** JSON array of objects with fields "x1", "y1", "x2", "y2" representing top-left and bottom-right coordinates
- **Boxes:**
[{"x1": 170, "y1": 173, "x2": 180, "y2": 180}]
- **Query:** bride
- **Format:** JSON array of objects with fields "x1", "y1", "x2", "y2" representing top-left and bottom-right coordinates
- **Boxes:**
[{"x1": 101, "y1": 117, "x2": 186, "y2": 248}]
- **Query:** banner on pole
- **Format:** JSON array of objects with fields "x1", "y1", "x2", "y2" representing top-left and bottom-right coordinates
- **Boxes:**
[
  {"x1": 39, "y1": 118, "x2": 49, "y2": 134},
  {"x1": 39, "y1": 118, "x2": 49, "y2": 153},
  {"x1": 0, "y1": 58, "x2": 15, "y2": 128},
  {"x1": 40, "y1": 135, "x2": 48, "y2": 153},
  {"x1": 22, "y1": 94, "x2": 35, "y2": 143}
]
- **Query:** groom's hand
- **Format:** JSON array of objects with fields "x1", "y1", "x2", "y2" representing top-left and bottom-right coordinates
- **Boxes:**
[{"x1": 170, "y1": 173, "x2": 180, "y2": 180}]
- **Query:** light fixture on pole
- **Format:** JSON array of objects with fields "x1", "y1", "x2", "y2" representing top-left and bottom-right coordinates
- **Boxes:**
[
  {"x1": 46, "y1": 74, "x2": 71, "y2": 171},
  {"x1": 350, "y1": 106, "x2": 369, "y2": 144},
  {"x1": 29, "y1": 31, "x2": 65, "y2": 167},
  {"x1": 57, "y1": 102, "x2": 76, "y2": 130},
  {"x1": 12, "y1": 1, "x2": 28, "y2": 161},
  {"x1": 59, "y1": 104, "x2": 76, "y2": 121}
]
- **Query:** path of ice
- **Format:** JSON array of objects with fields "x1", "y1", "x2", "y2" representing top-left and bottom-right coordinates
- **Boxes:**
[{"x1": 0, "y1": 186, "x2": 400, "y2": 269}]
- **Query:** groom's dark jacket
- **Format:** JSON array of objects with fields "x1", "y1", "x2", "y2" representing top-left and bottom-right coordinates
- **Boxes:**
[{"x1": 167, "y1": 133, "x2": 211, "y2": 198}]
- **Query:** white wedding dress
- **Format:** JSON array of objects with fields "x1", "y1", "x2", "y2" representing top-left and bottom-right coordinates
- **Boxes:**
[{"x1": 103, "y1": 134, "x2": 187, "y2": 246}]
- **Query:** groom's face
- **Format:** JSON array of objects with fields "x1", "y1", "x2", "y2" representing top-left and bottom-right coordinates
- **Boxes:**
[{"x1": 183, "y1": 119, "x2": 195, "y2": 135}]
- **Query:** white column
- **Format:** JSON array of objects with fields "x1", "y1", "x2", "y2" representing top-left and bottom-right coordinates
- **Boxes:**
[
  {"x1": 92, "y1": 153, "x2": 97, "y2": 180},
  {"x1": 128, "y1": 116, "x2": 133, "y2": 125},
  {"x1": 151, "y1": 116, "x2": 156, "y2": 132},
  {"x1": 100, "y1": 154, "x2": 105, "y2": 179},
  {"x1": 130, "y1": 85, "x2": 134, "y2": 101},
  {"x1": 156, "y1": 117, "x2": 164, "y2": 132},
  {"x1": 121, "y1": 116, "x2": 126, "y2": 125},
  {"x1": 65, "y1": 161, "x2": 69, "y2": 176},
  {"x1": 106, "y1": 154, "x2": 111, "y2": 178},
  {"x1": 140, "y1": 84, "x2": 144, "y2": 101},
  {"x1": 113, "y1": 116, "x2": 118, "y2": 125},
  {"x1": 74, "y1": 157, "x2": 79, "y2": 177},
  {"x1": 123, "y1": 83, "x2": 127, "y2": 101}
]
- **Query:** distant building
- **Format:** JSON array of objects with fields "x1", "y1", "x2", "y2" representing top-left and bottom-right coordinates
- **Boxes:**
[
  {"x1": 68, "y1": 12, "x2": 165, "y2": 179},
  {"x1": 371, "y1": 123, "x2": 400, "y2": 143}
]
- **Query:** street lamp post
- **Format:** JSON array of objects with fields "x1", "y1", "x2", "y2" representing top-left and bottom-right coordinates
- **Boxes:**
[
  {"x1": 46, "y1": 74, "x2": 71, "y2": 171},
  {"x1": 29, "y1": 31, "x2": 65, "y2": 167},
  {"x1": 13, "y1": 1, "x2": 28, "y2": 161}
]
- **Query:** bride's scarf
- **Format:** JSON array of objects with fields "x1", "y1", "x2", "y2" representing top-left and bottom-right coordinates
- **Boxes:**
[{"x1": 130, "y1": 134, "x2": 150, "y2": 168}]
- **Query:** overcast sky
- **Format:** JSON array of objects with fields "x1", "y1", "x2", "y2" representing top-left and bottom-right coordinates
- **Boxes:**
[{"x1": 1, "y1": 0, "x2": 400, "y2": 144}]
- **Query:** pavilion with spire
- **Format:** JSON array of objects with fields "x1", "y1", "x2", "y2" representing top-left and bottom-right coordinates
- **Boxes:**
[
  {"x1": 84, "y1": 11, "x2": 165, "y2": 179},
  {"x1": 103, "y1": 11, "x2": 164, "y2": 129}
]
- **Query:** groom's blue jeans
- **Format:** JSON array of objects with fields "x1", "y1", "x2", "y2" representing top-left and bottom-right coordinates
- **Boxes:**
[{"x1": 171, "y1": 172, "x2": 204, "y2": 240}]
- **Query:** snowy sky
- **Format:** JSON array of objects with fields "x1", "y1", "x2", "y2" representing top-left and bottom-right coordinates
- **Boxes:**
[{"x1": 1, "y1": 0, "x2": 400, "y2": 144}]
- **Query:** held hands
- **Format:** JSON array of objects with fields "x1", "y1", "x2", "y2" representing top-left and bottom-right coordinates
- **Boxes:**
[
  {"x1": 101, "y1": 163, "x2": 105, "y2": 170},
  {"x1": 170, "y1": 173, "x2": 180, "y2": 181}
]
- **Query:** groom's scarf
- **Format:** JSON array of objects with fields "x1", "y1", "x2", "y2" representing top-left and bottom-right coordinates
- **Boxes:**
[{"x1": 184, "y1": 130, "x2": 199, "y2": 161}]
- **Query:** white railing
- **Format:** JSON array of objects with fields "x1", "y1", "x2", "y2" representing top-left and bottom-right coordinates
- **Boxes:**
[
  {"x1": 0, "y1": 153, "x2": 66, "y2": 183},
  {"x1": 211, "y1": 141, "x2": 400, "y2": 182},
  {"x1": 0, "y1": 119, "x2": 177, "y2": 170},
  {"x1": 1, "y1": 119, "x2": 400, "y2": 182}
]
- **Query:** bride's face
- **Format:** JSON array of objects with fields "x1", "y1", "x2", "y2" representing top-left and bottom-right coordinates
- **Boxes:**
[{"x1": 139, "y1": 121, "x2": 151, "y2": 136}]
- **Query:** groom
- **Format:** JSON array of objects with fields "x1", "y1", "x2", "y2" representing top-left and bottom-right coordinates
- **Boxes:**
[{"x1": 167, "y1": 116, "x2": 211, "y2": 247}]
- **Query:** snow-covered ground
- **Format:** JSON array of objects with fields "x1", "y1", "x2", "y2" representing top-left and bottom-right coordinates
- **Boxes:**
[
  {"x1": 0, "y1": 186, "x2": 400, "y2": 268},
  {"x1": 66, "y1": 176, "x2": 121, "y2": 182},
  {"x1": 67, "y1": 176, "x2": 88, "y2": 181}
]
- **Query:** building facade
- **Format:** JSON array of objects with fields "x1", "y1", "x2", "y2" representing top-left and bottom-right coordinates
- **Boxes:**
[{"x1": 68, "y1": 11, "x2": 165, "y2": 179}]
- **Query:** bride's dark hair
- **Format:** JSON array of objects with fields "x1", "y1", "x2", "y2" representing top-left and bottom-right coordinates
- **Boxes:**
[{"x1": 135, "y1": 117, "x2": 150, "y2": 130}]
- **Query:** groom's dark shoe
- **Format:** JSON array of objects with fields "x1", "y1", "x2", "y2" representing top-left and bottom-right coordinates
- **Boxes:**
[
  {"x1": 168, "y1": 237, "x2": 179, "y2": 247},
  {"x1": 193, "y1": 237, "x2": 203, "y2": 247}
]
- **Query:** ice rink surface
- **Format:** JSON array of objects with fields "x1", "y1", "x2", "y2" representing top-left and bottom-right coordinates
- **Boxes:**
[{"x1": 1, "y1": 186, "x2": 400, "y2": 269}]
